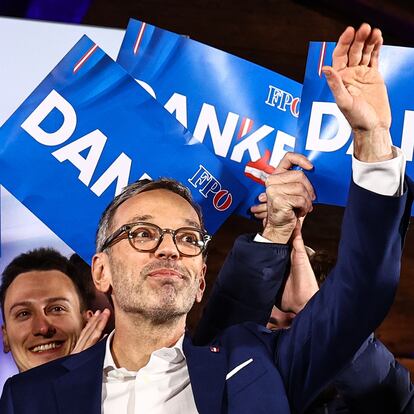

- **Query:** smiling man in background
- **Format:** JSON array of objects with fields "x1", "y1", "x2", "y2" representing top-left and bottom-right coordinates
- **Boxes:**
[{"x1": 0, "y1": 248, "x2": 109, "y2": 372}]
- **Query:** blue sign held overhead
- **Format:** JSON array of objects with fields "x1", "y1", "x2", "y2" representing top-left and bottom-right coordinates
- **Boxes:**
[
  {"x1": 117, "y1": 19, "x2": 302, "y2": 216},
  {"x1": 0, "y1": 36, "x2": 246, "y2": 263},
  {"x1": 296, "y1": 41, "x2": 414, "y2": 213}
]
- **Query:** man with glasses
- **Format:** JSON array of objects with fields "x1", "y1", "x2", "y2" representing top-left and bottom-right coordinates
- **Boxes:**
[{"x1": 1, "y1": 23, "x2": 413, "y2": 414}]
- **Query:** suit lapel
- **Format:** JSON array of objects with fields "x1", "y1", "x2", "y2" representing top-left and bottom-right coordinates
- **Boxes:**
[
  {"x1": 184, "y1": 335, "x2": 227, "y2": 414},
  {"x1": 53, "y1": 339, "x2": 107, "y2": 414}
]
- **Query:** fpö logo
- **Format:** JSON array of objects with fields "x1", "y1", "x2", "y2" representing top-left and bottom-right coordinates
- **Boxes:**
[
  {"x1": 188, "y1": 166, "x2": 233, "y2": 212},
  {"x1": 265, "y1": 85, "x2": 300, "y2": 118}
]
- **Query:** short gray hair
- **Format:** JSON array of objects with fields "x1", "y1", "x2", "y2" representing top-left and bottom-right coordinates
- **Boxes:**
[{"x1": 96, "y1": 178, "x2": 205, "y2": 253}]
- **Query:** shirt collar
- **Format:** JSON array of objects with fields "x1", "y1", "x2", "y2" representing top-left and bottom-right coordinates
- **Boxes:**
[{"x1": 103, "y1": 330, "x2": 186, "y2": 380}]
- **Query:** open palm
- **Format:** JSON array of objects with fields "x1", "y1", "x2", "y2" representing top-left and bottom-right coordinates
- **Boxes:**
[{"x1": 323, "y1": 24, "x2": 393, "y2": 162}]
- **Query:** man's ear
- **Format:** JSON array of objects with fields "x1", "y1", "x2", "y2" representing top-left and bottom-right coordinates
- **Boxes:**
[
  {"x1": 91, "y1": 253, "x2": 112, "y2": 294},
  {"x1": 83, "y1": 309, "x2": 94, "y2": 323},
  {"x1": 2, "y1": 325, "x2": 10, "y2": 353},
  {"x1": 195, "y1": 264, "x2": 207, "y2": 303}
]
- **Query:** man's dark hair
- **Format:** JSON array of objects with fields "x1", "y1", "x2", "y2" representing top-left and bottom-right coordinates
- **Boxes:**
[
  {"x1": 309, "y1": 250, "x2": 337, "y2": 287},
  {"x1": 0, "y1": 248, "x2": 90, "y2": 321},
  {"x1": 96, "y1": 178, "x2": 206, "y2": 254},
  {"x1": 68, "y1": 253, "x2": 96, "y2": 309}
]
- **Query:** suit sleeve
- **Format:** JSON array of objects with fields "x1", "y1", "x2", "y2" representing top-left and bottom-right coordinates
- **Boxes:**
[
  {"x1": 0, "y1": 378, "x2": 15, "y2": 414},
  {"x1": 334, "y1": 336, "x2": 414, "y2": 414},
  {"x1": 275, "y1": 179, "x2": 413, "y2": 413},
  {"x1": 193, "y1": 234, "x2": 290, "y2": 345}
]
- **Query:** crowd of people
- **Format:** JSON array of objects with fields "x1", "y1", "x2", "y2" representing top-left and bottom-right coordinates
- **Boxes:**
[{"x1": 0, "y1": 23, "x2": 413, "y2": 413}]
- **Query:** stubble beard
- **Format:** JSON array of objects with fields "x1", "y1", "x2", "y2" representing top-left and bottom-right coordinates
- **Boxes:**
[{"x1": 108, "y1": 255, "x2": 200, "y2": 325}]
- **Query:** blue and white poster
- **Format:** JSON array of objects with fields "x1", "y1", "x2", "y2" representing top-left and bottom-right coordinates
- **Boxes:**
[
  {"x1": 296, "y1": 41, "x2": 414, "y2": 212},
  {"x1": 117, "y1": 19, "x2": 302, "y2": 216},
  {"x1": 0, "y1": 35, "x2": 246, "y2": 263},
  {"x1": 0, "y1": 17, "x2": 125, "y2": 394}
]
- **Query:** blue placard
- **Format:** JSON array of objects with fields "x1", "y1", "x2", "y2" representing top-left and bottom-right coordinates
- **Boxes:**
[
  {"x1": 0, "y1": 36, "x2": 246, "y2": 263},
  {"x1": 117, "y1": 19, "x2": 302, "y2": 216},
  {"x1": 296, "y1": 41, "x2": 414, "y2": 212}
]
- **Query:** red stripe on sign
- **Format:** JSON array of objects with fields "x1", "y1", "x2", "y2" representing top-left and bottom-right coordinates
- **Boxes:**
[
  {"x1": 73, "y1": 44, "x2": 98, "y2": 73},
  {"x1": 133, "y1": 22, "x2": 147, "y2": 55},
  {"x1": 318, "y1": 42, "x2": 326, "y2": 77},
  {"x1": 237, "y1": 118, "x2": 247, "y2": 139},
  {"x1": 237, "y1": 118, "x2": 253, "y2": 139},
  {"x1": 246, "y1": 119, "x2": 253, "y2": 135}
]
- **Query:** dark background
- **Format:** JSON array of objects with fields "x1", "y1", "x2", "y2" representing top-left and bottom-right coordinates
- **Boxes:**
[{"x1": 3, "y1": 0, "x2": 414, "y2": 374}]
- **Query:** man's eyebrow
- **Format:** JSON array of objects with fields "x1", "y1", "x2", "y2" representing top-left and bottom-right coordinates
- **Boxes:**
[
  {"x1": 8, "y1": 297, "x2": 71, "y2": 314},
  {"x1": 129, "y1": 214, "x2": 153, "y2": 222},
  {"x1": 45, "y1": 297, "x2": 72, "y2": 305},
  {"x1": 8, "y1": 301, "x2": 33, "y2": 315},
  {"x1": 184, "y1": 219, "x2": 202, "y2": 229},
  {"x1": 128, "y1": 216, "x2": 202, "y2": 229}
]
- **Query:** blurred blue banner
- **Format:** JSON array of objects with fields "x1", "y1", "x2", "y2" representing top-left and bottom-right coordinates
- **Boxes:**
[
  {"x1": 0, "y1": 36, "x2": 246, "y2": 263},
  {"x1": 296, "y1": 42, "x2": 414, "y2": 213},
  {"x1": 117, "y1": 19, "x2": 302, "y2": 216}
]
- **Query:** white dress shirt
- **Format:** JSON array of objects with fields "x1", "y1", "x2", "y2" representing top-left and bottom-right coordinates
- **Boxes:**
[{"x1": 102, "y1": 331, "x2": 199, "y2": 414}]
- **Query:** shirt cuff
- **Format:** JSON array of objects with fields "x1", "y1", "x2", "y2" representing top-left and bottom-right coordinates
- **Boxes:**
[
  {"x1": 352, "y1": 146, "x2": 406, "y2": 196},
  {"x1": 254, "y1": 233, "x2": 273, "y2": 243}
]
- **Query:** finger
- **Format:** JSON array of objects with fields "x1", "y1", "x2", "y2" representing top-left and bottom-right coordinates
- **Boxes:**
[
  {"x1": 274, "y1": 152, "x2": 313, "y2": 173},
  {"x1": 250, "y1": 202, "x2": 267, "y2": 215},
  {"x1": 291, "y1": 220, "x2": 307, "y2": 253},
  {"x1": 291, "y1": 219, "x2": 302, "y2": 240},
  {"x1": 270, "y1": 180, "x2": 315, "y2": 206},
  {"x1": 270, "y1": 193, "x2": 313, "y2": 218},
  {"x1": 72, "y1": 310, "x2": 102, "y2": 351},
  {"x1": 322, "y1": 66, "x2": 353, "y2": 113},
  {"x1": 76, "y1": 319, "x2": 107, "y2": 350},
  {"x1": 291, "y1": 196, "x2": 312, "y2": 218},
  {"x1": 266, "y1": 170, "x2": 316, "y2": 200},
  {"x1": 253, "y1": 211, "x2": 267, "y2": 221},
  {"x1": 277, "y1": 182, "x2": 313, "y2": 201},
  {"x1": 72, "y1": 309, "x2": 110, "y2": 353},
  {"x1": 348, "y1": 23, "x2": 371, "y2": 66},
  {"x1": 332, "y1": 26, "x2": 355, "y2": 71},
  {"x1": 368, "y1": 28, "x2": 382, "y2": 69},
  {"x1": 360, "y1": 27, "x2": 380, "y2": 66},
  {"x1": 84, "y1": 310, "x2": 110, "y2": 346},
  {"x1": 360, "y1": 42, "x2": 375, "y2": 66},
  {"x1": 250, "y1": 196, "x2": 267, "y2": 221}
]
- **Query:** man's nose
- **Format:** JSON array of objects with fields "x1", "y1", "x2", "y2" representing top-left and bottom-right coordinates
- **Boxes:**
[
  {"x1": 154, "y1": 233, "x2": 180, "y2": 260},
  {"x1": 32, "y1": 314, "x2": 56, "y2": 338}
]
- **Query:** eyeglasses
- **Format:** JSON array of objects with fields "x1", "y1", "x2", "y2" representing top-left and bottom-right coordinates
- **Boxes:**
[{"x1": 100, "y1": 222, "x2": 211, "y2": 257}]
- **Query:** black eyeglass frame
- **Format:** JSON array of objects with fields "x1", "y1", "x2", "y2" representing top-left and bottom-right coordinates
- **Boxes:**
[{"x1": 100, "y1": 221, "x2": 212, "y2": 257}]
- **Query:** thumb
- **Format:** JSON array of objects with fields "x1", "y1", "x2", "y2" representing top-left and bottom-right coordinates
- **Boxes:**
[
  {"x1": 322, "y1": 66, "x2": 352, "y2": 113},
  {"x1": 291, "y1": 220, "x2": 306, "y2": 254}
]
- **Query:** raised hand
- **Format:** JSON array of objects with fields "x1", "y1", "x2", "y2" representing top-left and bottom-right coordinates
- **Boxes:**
[
  {"x1": 71, "y1": 308, "x2": 111, "y2": 354},
  {"x1": 322, "y1": 23, "x2": 393, "y2": 162},
  {"x1": 251, "y1": 152, "x2": 314, "y2": 243}
]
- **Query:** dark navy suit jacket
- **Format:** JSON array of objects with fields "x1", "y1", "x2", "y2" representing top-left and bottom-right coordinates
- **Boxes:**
[
  {"x1": 0, "y1": 181, "x2": 412, "y2": 414},
  {"x1": 194, "y1": 178, "x2": 414, "y2": 414}
]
